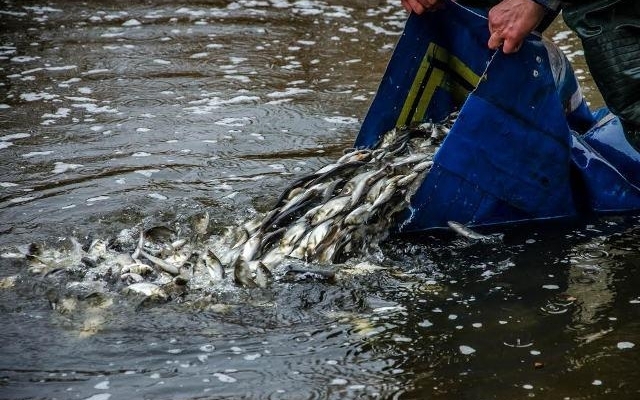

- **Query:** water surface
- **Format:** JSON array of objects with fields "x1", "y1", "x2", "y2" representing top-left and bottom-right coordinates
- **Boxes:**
[{"x1": 2, "y1": 1, "x2": 639, "y2": 399}]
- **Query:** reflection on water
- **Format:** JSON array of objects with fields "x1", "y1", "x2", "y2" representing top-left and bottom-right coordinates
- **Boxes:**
[{"x1": 0, "y1": 1, "x2": 638, "y2": 399}]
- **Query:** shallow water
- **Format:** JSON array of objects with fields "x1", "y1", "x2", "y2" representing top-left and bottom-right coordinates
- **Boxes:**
[{"x1": 1, "y1": 1, "x2": 639, "y2": 399}]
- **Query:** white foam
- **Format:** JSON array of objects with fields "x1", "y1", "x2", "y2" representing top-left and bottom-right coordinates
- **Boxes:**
[
  {"x1": 215, "y1": 117, "x2": 251, "y2": 127},
  {"x1": 184, "y1": 95, "x2": 260, "y2": 113},
  {"x1": 153, "y1": 59, "x2": 171, "y2": 65},
  {"x1": 22, "y1": 151, "x2": 54, "y2": 158},
  {"x1": 20, "y1": 92, "x2": 59, "y2": 101},
  {"x1": 53, "y1": 162, "x2": 83, "y2": 174},
  {"x1": 87, "y1": 196, "x2": 110, "y2": 203},
  {"x1": 339, "y1": 26, "x2": 358, "y2": 34},
  {"x1": 0, "y1": 133, "x2": 31, "y2": 140},
  {"x1": 122, "y1": 19, "x2": 141, "y2": 26},
  {"x1": 10, "y1": 196, "x2": 36, "y2": 203},
  {"x1": 0, "y1": 10, "x2": 27, "y2": 17},
  {"x1": 418, "y1": 319, "x2": 433, "y2": 328},
  {"x1": 223, "y1": 75, "x2": 250, "y2": 83},
  {"x1": 190, "y1": 52, "x2": 209, "y2": 59},
  {"x1": 23, "y1": 6, "x2": 62, "y2": 12},
  {"x1": 83, "y1": 394, "x2": 111, "y2": 400},
  {"x1": 21, "y1": 67, "x2": 43, "y2": 75},
  {"x1": 11, "y1": 56, "x2": 40, "y2": 63},
  {"x1": 0, "y1": 142, "x2": 12, "y2": 150},
  {"x1": 459, "y1": 345, "x2": 476, "y2": 355},
  {"x1": 94, "y1": 380, "x2": 110, "y2": 390},
  {"x1": 323, "y1": 116, "x2": 358, "y2": 124},
  {"x1": 83, "y1": 69, "x2": 110, "y2": 75},
  {"x1": 266, "y1": 87, "x2": 313, "y2": 98},
  {"x1": 213, "y1": 373, "x2": 236, "y2": 383},
  {"x1": 66, "y1": 96, "x2": 96, "y2": 102},
  {"x1": 176, "y1": 7, "x2": 206, "y2": 17},
  {"x1": 42, "y1": 108, "x2": 70, "y2": 119},
  {"x1": 71, "y1": 103, "x2": 117, "y2": 114},
  {"x1": 0, "y1": 104, "x2": 11, "y2": 109},
  {"x1": 101, "y1": 31, "x2": 125, "y2": 38},
  {"x1": 0, "y1": 182, "x2": 18, "y2": 188},
  {"x1": 363, "y1": 22, "x2": 400, "y2": 36},
  {"x1": 135, "y1": 169, "x2": 159, "y2": 177},
  {"x1": 46, "y1": 65, "x2": 77, "y2": 71}
]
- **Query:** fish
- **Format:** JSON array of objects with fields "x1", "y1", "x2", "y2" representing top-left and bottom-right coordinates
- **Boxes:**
[
  {"x1": 309, "y1": 196, "x2": 351, "y2": 225},
  {"x1": 121, "y1": 263, "x2": 154, "y2": 276},
  {"x1": 302, "y1": 219, "x2": 336, "y2": 260},
  {"x1": 279, "y1": 220, "x2": 310, "y2": 255},
  {"x1": 123, "y1": 282, "x2": 168, "y2": 301},
  {"x1": 201, "y1": 249, "x2": 225, "y2": 281},
  {"x1": 233, "y1": 258, "x2": 258, "y2": 288},
  {"x1": 344, "y1": 203, "x2": 373, "y2": 226},
  {"x1": 447, "y1": 221, "x2": 502, "y2": 243},
  {"x1": 191, "y1": 211, "x2": 210, "y2": 237},
  {"x1": 282, "y1": 268, "x2": 336, "y2": 283},
  {"x1": 254, "y1": 261, "x2": 273, "y2": 288},
  {"x1": 241, "y1": 233, "x2": 262, "y2": 262},
  {"x1": 139, "y1": 249, "x2": 180, "y2": 275}
]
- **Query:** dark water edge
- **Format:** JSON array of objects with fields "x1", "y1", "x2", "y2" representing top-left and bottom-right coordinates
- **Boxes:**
[{"x1": 1, "y1": 1, "x2": 639, "y2": 399}]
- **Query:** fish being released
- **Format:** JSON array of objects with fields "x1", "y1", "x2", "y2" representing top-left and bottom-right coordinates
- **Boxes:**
[
  {"x1": 218, "y1": 112, "x2": 459, "y2": 277},
  {"x1": 13, "y1": 112, "x2": 458, "y2": 296}
]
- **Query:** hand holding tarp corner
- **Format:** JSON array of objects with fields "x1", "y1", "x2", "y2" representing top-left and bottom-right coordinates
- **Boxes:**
[{"x1": 487, "y1": 0, "x2": 546, "y2": 53}]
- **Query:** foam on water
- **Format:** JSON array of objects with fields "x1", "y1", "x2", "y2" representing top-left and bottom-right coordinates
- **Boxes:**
[{"x1": 52, "y1": 162, "x2": 83, "y2": 174}]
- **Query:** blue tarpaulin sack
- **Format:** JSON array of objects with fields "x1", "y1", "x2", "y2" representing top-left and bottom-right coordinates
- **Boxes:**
[{"x1": 355, "y1": 0, "x2": 640, "y2": 232}]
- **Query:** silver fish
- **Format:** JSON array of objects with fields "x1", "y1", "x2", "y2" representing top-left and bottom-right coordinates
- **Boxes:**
[
  {"x1": 233, "y1": 258, "x2": 258, "y2": 288},
  {"x1": 345, "y1": 167, "x2": 388, "y2": 206},
  {"x1": 261, "y1": 246, "x2": 285, "y2": 270},
  {"x1": 280, "y1": 220, "x2": 310, "y2": 255},
  {"x1": 120, "y1": 272, "x2": 144, "y2": 284},
  {"x1": 310, "y1": 196, "x2": 351, "y2": 225},
  {"x1": 121, "y1": 263, "x2": 154, "y2": 276},
  {"x1": 191, "y1": 211, "x2": 210, "y2": 237},
  {"x1": 254, "y1": 261, "x2": 273, "y2": 288},
  {"x1": 303, "y1": 219, "x2": 335, "y2": 259},
  {"x1": 447, "y1": 221, "x2": 499, "y2": 243},
  {"x1": 201, "y1": 249, "x2": 225, "y2": 281},
  {"x1": 241, "y1": 233, "x2": 262, "y2": 262},
  {"x1": 412, "y1": 159, "x2": 433, "y2": 173},
  {"x1": 139, "y1": 249, "x2": 180, "y2": 275},
  {"x1": 344, "y1": 203, "x2": 373, "y2": 225},
  {"x1": 124, "y1": 282, "x2": 168, "y2": 301}
]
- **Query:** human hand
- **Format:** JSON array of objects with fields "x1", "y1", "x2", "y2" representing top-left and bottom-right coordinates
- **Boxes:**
[
  {"x1": 401, "y1": 0, "x2": 444, "y2": 15},
  {"x1": 487, "y1": 0, "x2": 546, "y2": 53}
]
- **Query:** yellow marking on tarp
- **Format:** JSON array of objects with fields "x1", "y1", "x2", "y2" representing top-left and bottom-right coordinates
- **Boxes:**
[
  {"x1": 396, "y1": 43, "x2": 436, "y2": 126},
  {"x1": 396, "y1": 43, "x2": 482, "y2": 126}
]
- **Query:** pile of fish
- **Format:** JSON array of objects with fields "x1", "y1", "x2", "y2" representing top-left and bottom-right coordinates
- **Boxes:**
[
  {"x1": 9, "y1": 113, "x2": 458, "y2": 301},
  {"x1": 223, "y1": 113, "x2": 458, "y2": 287}
]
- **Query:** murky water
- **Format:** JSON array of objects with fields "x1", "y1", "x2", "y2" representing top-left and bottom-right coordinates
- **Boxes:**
[{"x1": 1, "y1": 1, "x2": 639, "y2": 399}]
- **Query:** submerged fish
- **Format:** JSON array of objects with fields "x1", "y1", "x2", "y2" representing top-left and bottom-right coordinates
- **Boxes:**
[{"x1": 447, "y1": 221, "x2": 503, "y2": 243}]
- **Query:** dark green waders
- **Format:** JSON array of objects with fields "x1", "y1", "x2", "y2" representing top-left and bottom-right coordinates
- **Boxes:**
[{"x1": 563, "y1": 0, "x2": 640, "y2": 144}]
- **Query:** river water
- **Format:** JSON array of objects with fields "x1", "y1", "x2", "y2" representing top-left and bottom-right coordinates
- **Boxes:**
[{"x1": 1, "y1": 1, "x2": 640, "y2": 399}]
